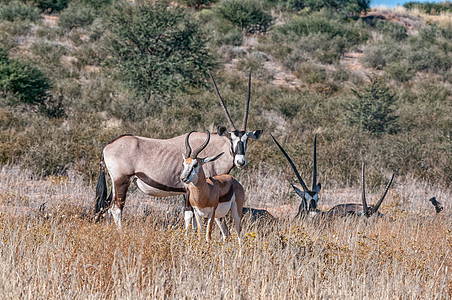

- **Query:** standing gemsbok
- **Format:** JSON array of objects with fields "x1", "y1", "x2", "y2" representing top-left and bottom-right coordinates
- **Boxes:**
[
  {"x1": 181, "y1": 130, "x2": 244, "y2": 243},
  {"x1": 95, "y1": 72, "x2": 262, "y2": 228},
  {"x1": 271, "y1": 134, "x2": 322, "y2": 218},
  {"x1": 327, "y1": 162, "x2": 395, "y2": 217}
]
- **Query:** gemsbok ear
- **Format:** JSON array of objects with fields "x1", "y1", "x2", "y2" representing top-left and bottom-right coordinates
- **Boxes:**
[
  {"x1": 292, "y1": 185, "x2": 305, "y2": 199},
  {"x1": 202, "y1": 152, "x2": 224, "y2": 164},
  {"x1": 315, "y1": 183, "x2": 321, "y2": 193},
  {"x1": 217, "y1": 126, "x2": 228, "y2": 137},
  {"x1": 248, "y1": 130, "x2": 263, "y2": 139}
]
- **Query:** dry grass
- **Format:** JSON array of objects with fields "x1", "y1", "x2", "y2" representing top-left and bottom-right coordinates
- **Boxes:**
[{"x1": 0, "y1": 164, "x2": 451, "y2": 299}]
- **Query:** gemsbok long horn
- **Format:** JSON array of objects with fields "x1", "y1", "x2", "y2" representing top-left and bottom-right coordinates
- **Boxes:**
[
  {"x1": 242, "y1": 70, "x2": 251, "y2": 131},
  {"x1": 208, "y1": 70, "x2": 237, "y2": 130},
  {"x1": 371, "y1": 173, "x2": 395, "y2": 214},
  {"x1": 362, "y1": 162, "x2": 369, "y2": 217},
  {"x1": 312, "y1": 135, "x2": 317, "y2": 191},
  {"x1": 270, "y1": 134, "x2": 309, "y2": 193}
]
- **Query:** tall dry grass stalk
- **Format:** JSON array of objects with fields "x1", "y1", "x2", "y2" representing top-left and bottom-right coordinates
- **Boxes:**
[{"x1": 0, "y1": 164, "x2": 451, "y2": 298}]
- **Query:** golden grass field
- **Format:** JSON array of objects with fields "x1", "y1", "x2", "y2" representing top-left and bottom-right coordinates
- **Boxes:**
[{"x1": 0, "y1": 164, "x2": 451, "y2": 299}]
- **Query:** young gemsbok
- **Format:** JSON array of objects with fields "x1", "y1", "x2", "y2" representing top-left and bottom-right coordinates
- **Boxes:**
[
  {"x1": 181, "y1": 130, "x2": 245, "y2": 243},
  {"x1": 95, "y1": 71, "x2": 261, "y2": 228}
]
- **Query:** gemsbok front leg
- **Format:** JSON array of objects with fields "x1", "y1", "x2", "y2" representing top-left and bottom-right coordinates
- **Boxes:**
[{"x1": 181, "y1": 130, "x2": 245, "y2": 243}]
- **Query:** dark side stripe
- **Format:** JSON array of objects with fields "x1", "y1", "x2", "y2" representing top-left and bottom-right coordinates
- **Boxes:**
[{"x1": 135, "y1": 172, "x2": 185, "y2": 193}]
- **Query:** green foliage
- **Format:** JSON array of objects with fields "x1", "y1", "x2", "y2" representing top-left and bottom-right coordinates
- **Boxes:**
[
  {"x1": 273, "y1": 11, "x2": 367, "y2": 45},
  {"x1": 0, "y1": 48, "x2": 51, "y2": 107},
  {"x1": 72, "y1": 0, "x2": 112, "y2": 10},
  {"x1": 384, "y1": 60, "x2": 415, "y2": 82},
  {"x1": 105, "y1": 0, "x2": 216, "y2": 102},
  {"x1": 361, "y1": 42, "x2": 399, "y2": 70},
  {"x1": 175, "y1": 0, "x2": 216, "y2": 9},
  {"x1": 275, "y1": 0, "x2": 370, "y2": 15},
  {"x1": 404, "y1": 1, "x2": 452, "y2": 14},
  {"x1": 344, "y1": 77, "x2": 399, "y2": 136},
  {"x1": 268, "y1": 11, "x2": 368, "y2": 64},
  {"x1": 217, "y1": 0, "x2": 272, "y2": 33},
  {"x1": 58, "y1": 3, "x2": 95, "y2": 30},
  {"x1": 33, "y1": 0, "x2": 69, "y2": 13},
  {"x1": 375, "y1": 20, "x2": 408, "y2": 41},
  {"x1": 0, "y1": 1, "x2": 41, "y2": 22}
]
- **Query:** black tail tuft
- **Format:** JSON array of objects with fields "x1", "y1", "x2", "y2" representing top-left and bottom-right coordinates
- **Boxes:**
[{"x1": 94, "y1": 160, "x2": 111, "y2": 221}]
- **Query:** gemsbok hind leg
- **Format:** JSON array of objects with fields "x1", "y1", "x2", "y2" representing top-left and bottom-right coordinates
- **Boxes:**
[{"x1": 110, "y1": 176, "x2": 131, "y2": 228}]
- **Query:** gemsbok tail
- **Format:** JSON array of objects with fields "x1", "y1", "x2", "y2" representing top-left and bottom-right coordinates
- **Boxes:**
[{"x1": 94, "y1": 156, "x2": 111, "y2": 220}]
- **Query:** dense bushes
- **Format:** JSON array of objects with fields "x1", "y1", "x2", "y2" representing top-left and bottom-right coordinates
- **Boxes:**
[
  {"x1": 404, "y1": 1, "x2": 452, "y2": 14},
  {"x1": 216, "y1": 0, "x2": 272, "y2": 33},
  {"x1": 266, "y1": 11, "x2": 369, "y2": 64},
  {"x1": 275, "y1": 0, "x2": 370, "y2": 16},
  {"x1": 0, "y1": 48, "x2": 51, "y2": 107},
  {"x1": 344, "y1": 77, "x2": 399, "y2": 136},
  {"x1": 105, "y1": 0, "x2": 216, "y2": 102},
  {"x1": 0, "y1": 1, "x2": 41, "y2": 22},
  {"x1": 58, "y1": 3, "x2": 95, "y2": 30}
]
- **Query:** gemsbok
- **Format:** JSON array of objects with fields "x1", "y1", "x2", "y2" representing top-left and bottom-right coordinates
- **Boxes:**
[
  {"x1": 95, "y1": 72, "x2": 262, "y2": 228},
  {"x1": 327, "y1": 162, "x2": 395, "y2": 217},
  {"x1": 271, "y1": 134, "x2": 321, "y2": 218},
  {"x1": 181, "y1": 130, "x2": 245, "y2": 243}
]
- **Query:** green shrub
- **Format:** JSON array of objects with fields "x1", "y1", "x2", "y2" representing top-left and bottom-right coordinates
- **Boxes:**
[
  {"x1": 217, "y1": 0, "x2": 272, "y2": 33},
  {"x1": 361, "y1": 39, "x2": 404, "y2": 70},
  {"x1": 404, "y1": 1, "x2": 452, "y2": 14},
  {"x1": 0, "y1": 49, "x2": 51, "y2": 107},
  {"x1": 272, "y1": 11, "x2": 367, "y2": 48},
  {"x1": 58, "y1": 3, "x2": 95, "y2": 30},
  {"x1": 384, "y1": 60, "x2": 415, "y2": 82},
  {"x1": 105, "y1": 0, "x2": 216, "y2": 102},
  {"x1": 30, "y1": 41, "x2": 67, "y2": 65},
  {"x1": 175, "y1": 0, "x2": 216, "y2": 9},
  {"x1": 375, "y1": 20, "x2": 408, "y2": 41},
  {"x1": 275, "y1": 0, "x2": 370, "y2": 15},
  {"x1": 344, "y1": 76, "x2": 399, "y2": 136},
  {"x1": 215, "y1": 28, "x2": 243, "y2": 46},
  {"x1": 33, "y1": 0, "x2": 68, "y2": 13},
  {"x1": 406, "y1": 45, "x2": 451, "y2": 73},
  {"x1": 72, "y1": 0, "x2": 112, "y2": 10},
  {"x1": 0, "y1": 1, "x2": 41, "y2": 22}
]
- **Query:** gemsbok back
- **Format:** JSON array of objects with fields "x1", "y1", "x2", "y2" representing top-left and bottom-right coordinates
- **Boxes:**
[
  {"x1": 95, "y1": 72, "x2": 262, "y2": 228},
  {"x1": 181, "y1": 130, "x2": 245, "y2": 243},
  {"x1": 327, "y1": 162, "x2": 395, "y2": 217},
  {"x1": 271, "y1": 134, "x2": 321, "y2": 218}
]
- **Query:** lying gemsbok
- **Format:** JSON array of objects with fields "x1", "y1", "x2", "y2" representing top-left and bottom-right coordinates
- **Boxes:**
[
  {"x1": 181, "y1": 130, "x2": 244, "y2": 243},
  {"x1": 328, "y1": 162, "x2": 395, "y2": 217},
  {"x1": 95, "y1": 72, "x2": 262, "y2": 227},
  {"x1": 271, "y1": 134, "x2": 394, "y2": 217},
  {"x1": 271, "y1": 134, "x2": 322, "y2": 218}
]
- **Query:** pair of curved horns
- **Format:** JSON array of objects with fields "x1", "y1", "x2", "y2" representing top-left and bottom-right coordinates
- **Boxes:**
[
  {"x1": 361, "y1": 162, "x2": 395, "y2": 216},
  {"x1": 208, "y1": 70, "x2": 251, "y2": 131},
  {"x1": 185, "y1": 130, "x2": 210, "y2": 159},
  {"x1": 271, "y1": 134, "x2": 318, "y2": 193}
]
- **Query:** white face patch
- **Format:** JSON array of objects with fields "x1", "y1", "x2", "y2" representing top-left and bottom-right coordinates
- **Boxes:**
[{"x1": 230, "y1": 132, "x2": 249, "y2": 167}]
